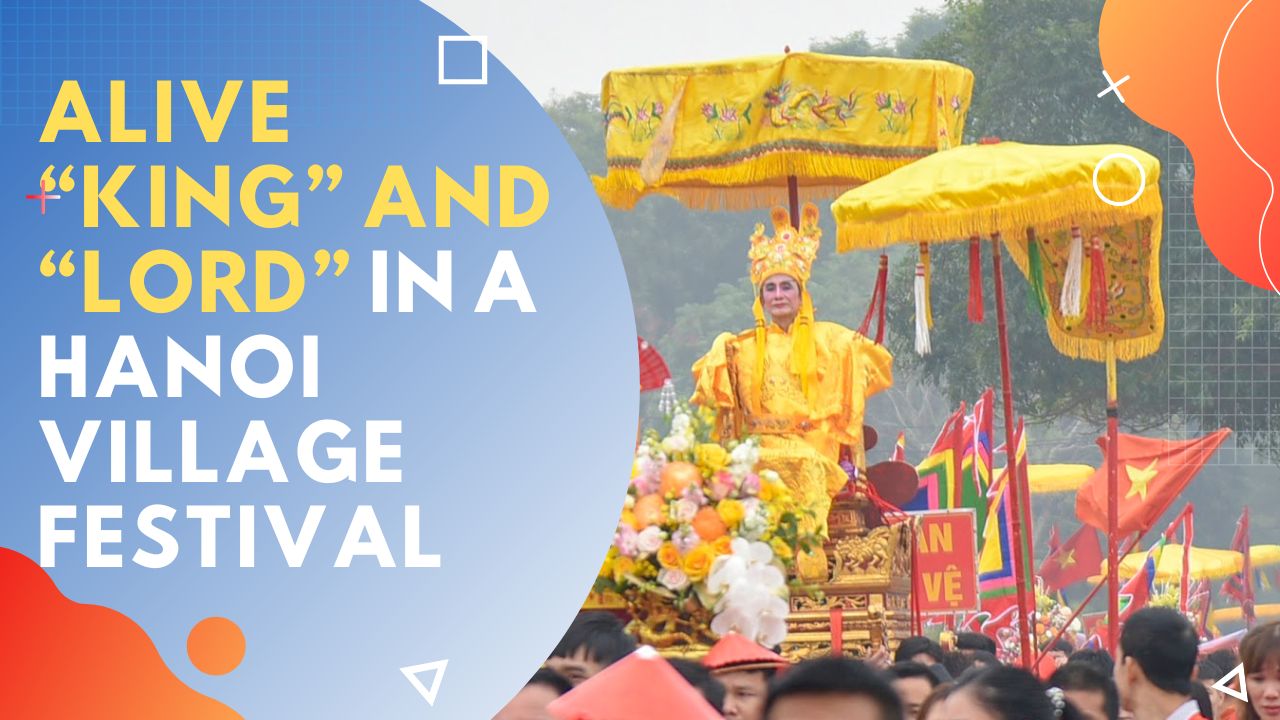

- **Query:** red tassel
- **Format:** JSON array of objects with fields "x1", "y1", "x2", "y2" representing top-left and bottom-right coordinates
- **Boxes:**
[
  {"x1": 968, "y1": 234, "x2": 984, "y2": 323},
  {"x1": 859, "y1": 254, "x2": 890, "y2": 344},
  {"x1": 1087, "y1": 236, "x2": 1108, "y2": 330}
]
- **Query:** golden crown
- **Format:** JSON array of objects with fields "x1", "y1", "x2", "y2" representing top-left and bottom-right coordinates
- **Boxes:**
[{"x1": 749, "y1": 203, "x2": 821, "y2": 286}]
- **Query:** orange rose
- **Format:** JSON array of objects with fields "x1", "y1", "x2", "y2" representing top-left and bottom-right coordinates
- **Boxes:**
[
  {"x1": 692, "y1": 506, "x2": 727, "y2": 541},
  {"x1": 633, "y1": 494, "x2": 666, "y2": 527},
  {"x1": 660, "y1": 461, "x2": 701, "y2": 497},
  {"x1": 657, "y1": 542, "x2": 682, "y2": 570},
  {"x1": 682, "y1": 543, "x2": 716, "y2": 582},
  {"x1": 712, "y1": 535, "x2": 733, "y2": 556}
]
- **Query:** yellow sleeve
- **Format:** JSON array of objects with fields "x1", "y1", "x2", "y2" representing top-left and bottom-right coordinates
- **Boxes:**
[{"x1": 690, "y1": 332, "x2": 738, "y2": 409}]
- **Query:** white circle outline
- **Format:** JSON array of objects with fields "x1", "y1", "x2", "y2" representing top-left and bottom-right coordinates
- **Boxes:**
[{"x1": 1092, "y1": 152, "x2": 1147, "y2": 207}]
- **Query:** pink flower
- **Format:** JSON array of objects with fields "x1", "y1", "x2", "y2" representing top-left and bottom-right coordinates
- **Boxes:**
[
  {"x1": 636, "y1": 107, "x2": 650, "y2": 122},
  {"x1": 658, "y1": 568, "x2": 690, "y2": 591},
  {"x1": 875, "y1": 92, "x2": 890, "y2": 109},
  {"x1": 614, "y1": 525, "x2": 638, "y2": 557},
  {"x1": 637, "y1": 526, "x2": 664, "y2": 554},
  {"x1": 722, "y1": 107, "x2": 738, "y2": 122},
  {"x1": 682, "y1": 484, "x2": 708, "y2": 506},
  {"x1": 673, "y1": 527, "x2": 699, "y2": 553},
  {"x1": 709, "y1": 471, "x2": 737, "y2": 501},
  {"x1": 951, "y1": 95, "x2": 962, "y2": 111},
  {"x1": 893, "y1": 99, "x2": 907, "y2": 115},
  {"x1": 653, "y1": 101, "x2": 665, "y2": 116},
  {"x1": 702, "y1": 102, "x2": 716, "y2": 119},
  {"x1": 740, "y1": 473, "x2": 761, "y2": 496},
  {"x1": 675, "y1": 498, "x2": 699, "y2": 523},
  {"x1": 631, "y1": 475, "x2": 660, "y2": 496}
]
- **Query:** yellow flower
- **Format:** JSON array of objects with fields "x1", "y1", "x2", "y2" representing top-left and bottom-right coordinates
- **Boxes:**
[
  {"x1": 716, "y1": 499, "x2": 746, "y2": 529},
  {"x1": 620, "y1": 510, "x2": 639, "y2": 530},
  {"x1": 770, "y1": 537, "x2": 794, "y2": 561},
  {"x1": 694, "y1": 443, "x2": 729, "y2": 475},
  {"x1": 758, "y1": 480, "x2": 779, "y2": 502},
  {"x1": 712, "y1": 535, "x2": 733, "y2": 556},
  {"x1": 635, "y1": 559, "x2": 658, "y2": 579},
  {"x1": 682, "y1": 543, "x2": 716, "y2": 581},
  {"x1": 657, "y1": 542, "x2": 682, "y2": 569},
  {"x1": 612, "y1": 556, "x2": 636, "y2": 583}
]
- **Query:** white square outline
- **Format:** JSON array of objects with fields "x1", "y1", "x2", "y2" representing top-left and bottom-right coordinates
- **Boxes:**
[{"x1": 438, "y1": 35, "x2": 488, "y2": 86}]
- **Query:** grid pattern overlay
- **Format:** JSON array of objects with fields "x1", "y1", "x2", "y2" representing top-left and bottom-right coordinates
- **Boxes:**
[{"x1": 1164, "y1": 135, "x2": 1279, "y2": 465}]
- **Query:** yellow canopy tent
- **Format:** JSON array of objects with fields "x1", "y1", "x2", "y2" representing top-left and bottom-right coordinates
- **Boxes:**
[
  {"x1": 593, "y1": 53, "x2": 974, "y2": 212},
  {"x1": 990, "y1": 464, "x2": 1096, "y2": 494},
  {"x1": 1089, "y1": 544, "x2": 1243, "y2": 583}
]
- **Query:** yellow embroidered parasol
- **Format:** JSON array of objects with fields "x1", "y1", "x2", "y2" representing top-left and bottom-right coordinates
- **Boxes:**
[
  {"x1": 830, "y1": 140, "x2": 1165, "y2": 662},
  {"x1": 831, "y1": 141, "x2": 1164, "y2": 362},
  {"x1": 1250, "y1": 545, "x2": 1280, "y2": 568},
  {"x1": 593, "y1": 52, "x2": 974, "y2": 212}
]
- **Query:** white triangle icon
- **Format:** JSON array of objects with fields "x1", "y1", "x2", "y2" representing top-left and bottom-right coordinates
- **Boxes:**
[
  {"x1": 1213, "y1": 663, "x2": 1248, "y2": 703},
  {"x1": 401, "y1": 659, "x2": 448, "y2": 706}
]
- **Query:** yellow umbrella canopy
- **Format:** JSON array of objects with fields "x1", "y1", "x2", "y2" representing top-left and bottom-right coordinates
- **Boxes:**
[
  {"x1": 1250, "y1": 545, "x2": 1280, "y2": 568},
  {"x1": 831, "y1": 141, "x2": 1165, "y2": 362},
  {"x1": 1211, "y1": 604, "x2": 1280, "y2": 626},
  {"x1": 989, "y1": 464, "x2": 1096, "y2": 494},
  {"x1": 593, "y1": 53, "x2": 975, "y2": 211},
  {"x1": 1093, "y1": 544, "x2": 1243, "y2": 582}
]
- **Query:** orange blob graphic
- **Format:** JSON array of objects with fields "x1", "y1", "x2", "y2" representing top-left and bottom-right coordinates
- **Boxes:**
[
  {"x1": 1100, "y1": 0, "x2": 1280, "y2": 291},
  {"x1": 0, "y1": 548, "x2": 242, "y2": 719},
  {"x1": 188, "y1": 617, "x2": 247, "y2": 676}
]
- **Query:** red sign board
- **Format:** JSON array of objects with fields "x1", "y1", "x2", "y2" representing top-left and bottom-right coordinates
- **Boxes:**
[{"x1": 914, "y1": 509, "x2": 979, "y2": 614}]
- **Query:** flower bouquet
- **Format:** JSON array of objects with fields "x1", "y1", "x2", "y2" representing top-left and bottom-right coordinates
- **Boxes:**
[
  {"x1": 595, "y1": 404, "x2": 821, "y2": 650},
  {"x1": 1033, "y1": 579, "x2": 1084, "y2": 651}
]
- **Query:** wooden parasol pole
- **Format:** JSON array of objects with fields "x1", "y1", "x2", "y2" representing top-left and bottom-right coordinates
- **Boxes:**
[
  {"x1": 1106, "y1": 342, "x2": 1120, "y2": 655},
  {"x1": 990, "y1": 233, "x2": 1034, "y2": 668}
]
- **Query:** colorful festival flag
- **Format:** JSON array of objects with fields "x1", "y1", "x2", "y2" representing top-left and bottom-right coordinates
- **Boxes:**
[
  {"x1": 1075, "y1": 429, "x2": 1230, "y2": 535},
  {"x1": 975, "y1": 417, "x2": 1027, "y2": 630},
  {"x1": 891, "y1": 432, "x2": 907, "y2": 463}
]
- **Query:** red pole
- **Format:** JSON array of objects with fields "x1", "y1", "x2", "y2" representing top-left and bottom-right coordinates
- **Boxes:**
[
  {"x1": 1106, "y1": 345, "x2": 1120, "y2": 656},
  {"x1": 1244, "y1": 507, "x2": 1256, "y2": 628},
  {"x1": 787, "y1": 175, "x2": 800, "y2": 228},
  {"x1": 990, "y1": 234, "x2": 1033, "y2": 668}
]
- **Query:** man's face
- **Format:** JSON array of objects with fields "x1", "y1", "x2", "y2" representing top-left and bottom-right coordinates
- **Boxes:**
[
  {"x1": 768, "y1": 692, "x2": 883, "y2": 720},
  {"x1": 493, "y1": 683, "x2": 560, "y2": 720},
  {"x1": 720, "y1": 669, "x2": 770, "y2": 720},
  {"x1": 1064, "y1": 688, "x2": 1109, "y2": 720},
  {"x1": 543, "y1": 648, "x2": 604, "y2": 686},
  {"x1": 893, "y1": 676, "x2": 934, "y2": 720}
]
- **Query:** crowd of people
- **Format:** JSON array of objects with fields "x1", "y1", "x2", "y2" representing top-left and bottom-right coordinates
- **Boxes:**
[{"x1": 494, "y1": 608, "x2": 1280, "y2": 720}]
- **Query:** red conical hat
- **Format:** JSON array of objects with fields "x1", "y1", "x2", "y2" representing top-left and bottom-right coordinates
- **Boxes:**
[
  {"x1": 701, "y1": 632, "x2": 788, "y2": 674},
  {"x1": 547, "y1": 646, "x2": 721, "y2": 720}
]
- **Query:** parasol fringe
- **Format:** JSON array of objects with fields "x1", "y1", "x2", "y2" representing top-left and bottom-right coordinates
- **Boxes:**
[
  {"x1": 833, "y1": 184, "x2": 1161, "y2": 252},
  {"x1": 920, "y1": 243, "x2": 934, "y2": 328},
  {"x1": 593, "y1": 149, "x2": 926, "y2": 211},
  {"x1": 914, "y1": 262, "x2": 931, "y2": 356},
  {"x1": 1060, "y1": 226, "x2": 1084, "y2": 318}
]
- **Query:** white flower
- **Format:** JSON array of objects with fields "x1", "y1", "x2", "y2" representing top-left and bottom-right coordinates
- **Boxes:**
[
  {"x1": 671, "y1": 413, "x2": 691, "y2": 432},
  {"x1": 708, "y1": 538, "x2": 791, "y2": 647},
  {"x1": 636, "y1": 526, "x2": 664, "y2": 554},
  {"x1": 658, "y1": 568, "x2": 690, "y2": 592},
  {"x1": 674, "y1": 498, "x2": 699, "y2": 523},
  {"x1": 661, "y1": 434, "x2": 692, "y2": 454}
]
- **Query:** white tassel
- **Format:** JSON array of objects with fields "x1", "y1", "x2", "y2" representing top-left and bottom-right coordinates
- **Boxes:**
[
  {"x1": 914, "y1": 263, "x2": 931, "y2": 356},
  {"x1": 1060, "y1": 226, "x2": 1084, "y2": 317}
]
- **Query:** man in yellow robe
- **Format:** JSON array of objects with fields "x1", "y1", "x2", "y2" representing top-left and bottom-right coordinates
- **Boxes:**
[{"x1": 691, "y1": 203, "x2": 893, "y2": 542}]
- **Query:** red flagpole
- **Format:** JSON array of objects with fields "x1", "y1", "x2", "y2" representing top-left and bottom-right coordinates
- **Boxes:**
[
  {"x1": 1106, "y1": 345, "x2": 1120, "y2": 656},
  {"x1": 1244, "y1": 507, "x2": 1256, "y2": 628},
  {"x1": 990, "y1": 234, "x2": 1034, "y2": 668}
]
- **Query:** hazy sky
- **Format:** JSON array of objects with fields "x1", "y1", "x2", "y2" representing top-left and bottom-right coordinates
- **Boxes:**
[{"x1": 424, "y1": 0, "x2": 947, "y2": 101}]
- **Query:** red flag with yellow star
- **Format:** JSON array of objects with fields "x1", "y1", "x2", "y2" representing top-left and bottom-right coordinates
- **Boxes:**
[
  {"x1": 1075, "y1": 429, "x2": 1230, "y2": 535},
  {"x1": 1037, "y1": 525, "x2": 1102, "y2": 590}
]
